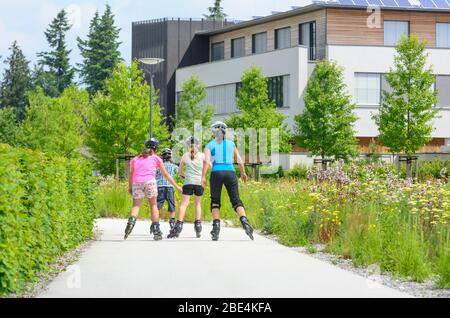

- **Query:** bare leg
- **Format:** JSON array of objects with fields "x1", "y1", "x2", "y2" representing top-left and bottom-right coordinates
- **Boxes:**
[
  {"x1": 235, "y1": 206, "x2": 246, "y2": 218},
  {"x1": 212, "y1": 208, "x2": 220, "y2": 221},
  {"x1": 131, "y1": 199, "x2": 142, "y2": 218},
  {"x1": 178, "y1": 195, "x2": 191, "y2": 222},
  {"x1": 194, "y1": 196, "x2": 202, "y2": 221},
  {"x1": 149, "y1": 196, "x2": 159, "y2": 222},
  {"x1": 169, "y1": 211, "x2": 176, "y2": 219}
]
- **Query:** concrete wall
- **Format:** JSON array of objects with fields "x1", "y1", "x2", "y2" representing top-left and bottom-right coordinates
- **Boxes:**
[
  {"x1": 327, "y1": 44, "x2": 450, "y2": 139},
  {"x1": 176, "y1": 46, "x2": 309, "y2": 127}
]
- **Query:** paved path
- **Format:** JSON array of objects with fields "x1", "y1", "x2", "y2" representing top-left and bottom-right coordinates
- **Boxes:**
[{"x1": 39, "y1": 219, "x2": 411, "y2": 298}]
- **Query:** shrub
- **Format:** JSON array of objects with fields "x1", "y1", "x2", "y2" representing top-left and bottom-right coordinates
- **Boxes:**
[
  {"x1": 286, "y1": 164, "x2": 309, "y2": 180},
  {"x1": 0, "y1": 144, "x2": 96, "y2": 295}
]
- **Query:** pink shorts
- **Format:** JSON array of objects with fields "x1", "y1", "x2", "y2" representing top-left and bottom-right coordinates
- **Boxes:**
[{"x1": 132, "y1": 180, "x2": 158, "y2": 199}]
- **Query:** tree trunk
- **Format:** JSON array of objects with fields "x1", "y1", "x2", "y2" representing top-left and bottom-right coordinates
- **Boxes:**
[
  {"x1": 406, "y1": 157, "x2": 413, "y2": 180},
  {"x1": 322, "y1": 155, "x2": 327, "y2": 171}
]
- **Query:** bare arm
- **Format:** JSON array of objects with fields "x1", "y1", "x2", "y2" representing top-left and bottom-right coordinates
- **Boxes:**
[
  {"x1": 160, "y1": 164, "x2": 182, "y2": 192},
  {"x1": 234, "y1": 147, "x2": 248, "y2": 183},
  {"x1": 178, "y1": 158, "x2": 185, "y2": 178},
  {"x1": 128, "y1": 165, "x2": 134, "y2": 194},
  {"x1": 201, "y1": 148, "x2": 212, "y2": 188}
]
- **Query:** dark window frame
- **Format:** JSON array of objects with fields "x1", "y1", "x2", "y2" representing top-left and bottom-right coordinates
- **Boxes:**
[
  {"x1": 275, "y1": 26, "x2": 291, "y2": 50},
  {"x1": 231, "y1": 37, "x2": 246, "y2": 58},
  {"x1": 299, "y1": 21, "x2": 317, "y2": 61},
  {"x1": 211, "y1": 41, "x2": 225, "y2": 61},
  {"x1": 252, "y1": 32, "x2": 268, "y2": 54},
  {"x1": 436, "y1": 22, "x2": 450, "y2": 48},
  {"x1": 235, "y1": 75, "x2": 286, "y2": 108},
  {"x1": 384, "y1": 20, "x2": 410, "y2": 46}
]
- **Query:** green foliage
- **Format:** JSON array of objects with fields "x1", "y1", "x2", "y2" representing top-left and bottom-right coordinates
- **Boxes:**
[
  {"x1": 366, "y1": 140, "x2": 382, "y2": 163},
  {"x1": 31, "y1": 64, "x2": 59, "y2": 98},
  {"x1": 204, "y1": 0, "x2": 227, "y2": 19},
  {"x1": 0, "y1": 144, "x2": 96, "y2": 295},
  {"x1": 0, "y1": 41, "x2": 31, "y2": 121},
  {"x1": 0, "y1": 108, "x2": 20, "y2": 146},
  {"x1": 19, "y1": 86, "x2": 90, "y2": 158},
  {"x1": 286, "y1": 164, "x2": 309, "y2": 180},
  {"x1": 437, "y1": 250, "x2": 450, "y2": 289},
  {"x1": 77, "y1": 5, "x2": 122, "y2": 96},
  {"x1": 37, "y1": 10, "x2": 74, "y2": 96},
  {"x1": 374, "y1": 35, "x2": 439, "y2": 177},
  {"x1": 226, "y1": 66, "x2": 292, "y2": 153},
  {"x1": 175, "y1": 75, "x2": 214, "y2": 133},
  {"x1": 295, "y1": 60, "x2": 358, "y2": 161},
  {"x1": 87, "y1": 61, "x2": 170, "y2": 175}
]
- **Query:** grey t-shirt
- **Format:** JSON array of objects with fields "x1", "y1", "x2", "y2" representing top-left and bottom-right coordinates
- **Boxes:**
[{"x1": 182, "y1": 152, "x2": 205, "y2": 186}]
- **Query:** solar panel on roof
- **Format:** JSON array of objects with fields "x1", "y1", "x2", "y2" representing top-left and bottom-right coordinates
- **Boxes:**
[
  {"x1": 312, "y1": 0, "x2": 450, "y2": 10},
  {"x1": 381, "y1": 0, "x2": 399, "y2": 7},
  {"x1": 396, "y1": 0, "x2": 413, "y2": 7},
  {"x1": 441, "y1": 1, "x2": 450, "y2": 9},
  {"x1": 420, "y1": 0, "x2": 437, "y2": 8},
  {"x1": 367, "y1": 0, "x2": 383, "y2": 5},
  {"x1": 339, "y1": 0, "x2": 356, "y2": 5},
  {"x1": 353, "y1": 0, "x2": 368, "y2": 6}
]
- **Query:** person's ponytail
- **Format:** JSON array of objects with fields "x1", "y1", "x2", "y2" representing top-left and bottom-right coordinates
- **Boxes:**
[
  {"x1": 140, "y1": 148, "x2": 151, "y2": 158},
  {"x1": 190, "y1": 145, "x2": 196, "y2": 161}
]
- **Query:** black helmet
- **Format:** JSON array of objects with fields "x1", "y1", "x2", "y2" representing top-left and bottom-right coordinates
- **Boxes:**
[
  {"x1": 186, "y1": 136, "x2": 199, "y2": 147},
  {"x1": 145, "y1": 137, "x2": 159, "y2": 150},
  {"x1": 160, "y1": 148, "x2": 172, "y2": 161}
]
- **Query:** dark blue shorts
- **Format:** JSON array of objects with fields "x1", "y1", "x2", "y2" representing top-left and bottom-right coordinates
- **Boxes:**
[{"x1": 157, "y1": 187, "x2": 176, "y2": 212}]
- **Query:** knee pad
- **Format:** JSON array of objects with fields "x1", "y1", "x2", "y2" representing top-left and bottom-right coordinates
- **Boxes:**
[
  {"x1": 211, "y1": 202, "x2": 221, "y2": 212},
  {"x1": 232, "y1": 200, "x2": 244, "y2": 211}
]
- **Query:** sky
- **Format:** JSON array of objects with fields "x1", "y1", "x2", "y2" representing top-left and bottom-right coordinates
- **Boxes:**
[{"x1": 0, "y1": 0, "x2": 312, "y2": 77}]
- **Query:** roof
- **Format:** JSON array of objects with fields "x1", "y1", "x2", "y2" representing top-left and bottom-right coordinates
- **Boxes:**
[{"x1": 199, "y1": 1, "x2": 450, "y2": 36}]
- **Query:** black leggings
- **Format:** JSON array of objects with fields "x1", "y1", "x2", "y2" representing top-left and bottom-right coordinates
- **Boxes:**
[{"x1": 210, "y1": 171, "x2": 244, "y2": 211}]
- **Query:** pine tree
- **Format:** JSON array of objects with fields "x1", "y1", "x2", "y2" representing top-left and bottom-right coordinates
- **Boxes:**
[
  {"x1": 0, "y1": 41, "x2": 31, "y2": 121},
  {"x1": 204, "y1": 0, "x2": 227, "y2": 20},
  {"x1": 78, "y1": 5, "x2": 122, "y2": 96},
  {"x1": 37, "y1": 9, "x2": 74, "y2": 96},
  {"x1": 374, "y1": 35, "x2": 438, "y2": 179},
  {"x1": 295, "y1": 60, "x2": 358, "y2": 168}
]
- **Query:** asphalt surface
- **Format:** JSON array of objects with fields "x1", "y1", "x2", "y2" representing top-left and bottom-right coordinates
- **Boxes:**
[{"x1": 38, "y1": 218, "x2": 412, "y2": 298}]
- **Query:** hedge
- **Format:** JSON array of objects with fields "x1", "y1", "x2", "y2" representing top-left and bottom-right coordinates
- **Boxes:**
[{"x1": 0, "y1": 144, "x2": 96, "y2": 295}]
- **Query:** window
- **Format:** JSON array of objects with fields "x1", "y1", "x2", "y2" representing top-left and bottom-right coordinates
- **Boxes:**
[
  {"x1": 231, "y1": 37, "x2": 245, "y2": 58},
  {"x1": 275, "y1": 27, "x2": 291, "y2": 50},
  {"x1": 236, "y1": 75, "x2": 290, "y2": 108},
  {"x1": 252, "y1": 32, "x2": 267, "y2": 54},
  {"x1": 436, "y1": 75, "x2": 450, "y2": 108},
  {"x1": 384, "y1": 21, "x2": 409, "y2": 46},
  {"x1": 437, "y1": 23, "x2": 450, "y2": 48},
  {"x1": 268, "y1": 76, "x2": 284, "y2": 108},
  {"x1": 299, "y1": 21, "x2": 316, "y2": 60},
  {"x1": 202, "y1": 84, "x2": 237, "y2": 114},
  {"x1": 211, "y1": 42, "x2": 224, "y2": 61},
  {"x1": 355, "y1": 73, "x2": 381, "y2": 106}
]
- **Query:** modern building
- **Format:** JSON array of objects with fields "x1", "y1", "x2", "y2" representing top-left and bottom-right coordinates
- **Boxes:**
[
  {"x1": 132, "y1": 18, "x2": 235, "y2": 122},
  {"x1": 175, "y1": 0, "x2": 450, "y2": 163}
]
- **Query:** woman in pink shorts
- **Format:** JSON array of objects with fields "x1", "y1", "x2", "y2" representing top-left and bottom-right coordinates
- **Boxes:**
[{"x1": 124, "y1": 137, "x2": 182, "y2": 241}]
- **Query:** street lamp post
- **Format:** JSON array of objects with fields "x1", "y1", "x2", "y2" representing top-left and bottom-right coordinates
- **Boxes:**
[{"x1": 138, "y1": 58, "x2": 165, "y2": 138}]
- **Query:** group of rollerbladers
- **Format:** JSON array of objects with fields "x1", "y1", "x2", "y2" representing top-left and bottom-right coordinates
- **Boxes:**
[{"x1": 124, "y1": 121, "x2": 254, "y2": 242}]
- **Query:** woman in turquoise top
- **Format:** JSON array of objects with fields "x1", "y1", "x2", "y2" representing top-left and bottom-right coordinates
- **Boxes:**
[{"x1": 201, "y1": 121, "x2": 254, "y2": 241}]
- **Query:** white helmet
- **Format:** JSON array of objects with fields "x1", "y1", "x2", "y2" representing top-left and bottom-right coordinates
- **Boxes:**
[{"x1": 211, "y1": 121, "x2": 227, "y2": 135}]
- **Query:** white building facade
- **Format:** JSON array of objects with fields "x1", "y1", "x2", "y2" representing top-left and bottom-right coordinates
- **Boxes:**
[{"x1": 175, "y1": 3, "x2": 450, "y2": 167}]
